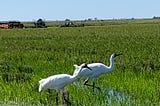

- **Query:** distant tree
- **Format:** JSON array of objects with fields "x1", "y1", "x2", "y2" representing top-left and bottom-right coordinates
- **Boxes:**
[
  {"x1": 65, "y1": 19, "x2": 70, "y2": 21},
  {"x1": 153, "y1": 16, "x2": 160, "y2": 19},
  {"x1": 88, "y1": 18, "x2": 92, "y2": 21},
  {"x1": 94, "y1": 18, "x2": 98, "y2": 21}
]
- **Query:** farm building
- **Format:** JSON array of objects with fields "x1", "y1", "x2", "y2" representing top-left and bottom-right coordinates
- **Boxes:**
[
  {"x1": 0, "y1": 22, "x2": 9, "y2": 28},
  {"x1": 0, "y1": 21, "x2": 24, "y2": 29},
  {"x1": 8, "y1": 21, "x2": 24, "y2": 28}
]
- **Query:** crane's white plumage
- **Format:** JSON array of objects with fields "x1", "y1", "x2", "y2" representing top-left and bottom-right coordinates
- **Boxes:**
[
  {"x1": 39, "y1": 74, "x2": 75, "y2": 92},
  {"x1": 39, "y1": 63, "x2": 91, "y2": 92},
  {"x1": 38, "y1": 63, "x2": 91, "y2": 104},
  {"x1": 74, "y1": 53, "x2": 122, "y2": 91}
]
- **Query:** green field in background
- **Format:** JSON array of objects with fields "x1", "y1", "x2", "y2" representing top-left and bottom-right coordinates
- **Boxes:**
[{"x1": 0, "y1": 22, "x2": 160, "y2": 105}]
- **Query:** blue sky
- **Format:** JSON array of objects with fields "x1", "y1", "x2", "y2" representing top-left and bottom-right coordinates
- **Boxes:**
[{"x1": 0, "y1": 0, "x2": 160, "y2": 21}]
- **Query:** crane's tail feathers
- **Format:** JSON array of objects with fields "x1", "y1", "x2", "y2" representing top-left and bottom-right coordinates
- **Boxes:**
[
  {"x1": 73, "y1": 64, "x2": 80, "y2": 76},
  {"x1": 73, "y1": 64, "x2": 79, "y2": 69}
]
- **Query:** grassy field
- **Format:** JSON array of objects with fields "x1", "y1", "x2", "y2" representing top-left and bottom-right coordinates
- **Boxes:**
[{"x1": 0, "y1": 22, "x2": 160, "y2": 105}]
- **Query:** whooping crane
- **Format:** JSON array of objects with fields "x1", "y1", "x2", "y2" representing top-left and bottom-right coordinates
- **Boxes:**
[
  {"x1": 73, "y1": 53, "x2": 122, "y2": 92},
  {"x1": 39, "y1": 63, "x2": 91, "y2": 105}
]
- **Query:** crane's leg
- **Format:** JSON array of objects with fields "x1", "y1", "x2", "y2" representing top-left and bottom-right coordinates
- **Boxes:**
[
  {"x1": 55, "y1": 92, "x2": 58, "y2": 105},
  {"x1": 93, "y1": 82, "x2": 95, "y2": 92},
  {"x1": 83, "y1": 79, "x2": 101, "y2": 91},
  {"x1": 62, "y1": 92, "x2": 71, "y2": 105},
  {"x1": 47, "y1": 89, "x2": 53, "y2": 104}
]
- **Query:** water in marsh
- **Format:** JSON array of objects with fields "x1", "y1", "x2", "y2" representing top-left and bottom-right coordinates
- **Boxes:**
[{"x1": 73, "y1": 81, "x2": 132, "y2": 105}]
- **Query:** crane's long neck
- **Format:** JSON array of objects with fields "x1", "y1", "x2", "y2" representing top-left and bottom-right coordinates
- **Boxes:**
[
  {"x1": 108, "y1": 56, "x2": 114, "y2": 72},
  {"x1": 70, "y1": 67, "x2": 82, "y2": 82}
]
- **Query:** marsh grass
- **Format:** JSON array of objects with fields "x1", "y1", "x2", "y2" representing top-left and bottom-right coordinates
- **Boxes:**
[{"x1": 0, "y1": 24, "x2": 160, "y2": 105}]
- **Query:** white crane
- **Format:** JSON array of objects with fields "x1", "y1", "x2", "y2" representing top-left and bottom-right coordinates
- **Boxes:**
[
  {"x1": 39, "y1": 63, "x2": 92, "y2": 105},
  {"x1": 73, "y1": 53, "x2": 122, "y2": 92}
]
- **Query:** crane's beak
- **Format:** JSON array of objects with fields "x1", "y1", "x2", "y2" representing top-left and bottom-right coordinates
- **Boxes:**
[{"x1": 114, "y1": 53, "x2": 122, "y2": 58}]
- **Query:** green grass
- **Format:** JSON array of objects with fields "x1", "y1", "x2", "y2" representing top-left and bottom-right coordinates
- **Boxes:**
[{"x1": 0, "y1": 24, "x2": 160, "y2": 105}]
